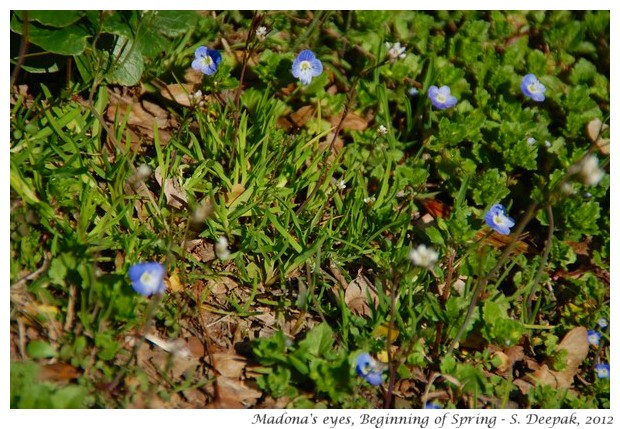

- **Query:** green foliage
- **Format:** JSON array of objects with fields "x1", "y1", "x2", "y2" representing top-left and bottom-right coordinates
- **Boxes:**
[
  {"x1": 11, "y1": 362, "x2": 90, "y2": 408},
  {"x1": 252, "y1": 323, "x2": 354, "y2": 406},
  {"x1": 10, "y1": 10, "x2": 609, "y2": 409}
]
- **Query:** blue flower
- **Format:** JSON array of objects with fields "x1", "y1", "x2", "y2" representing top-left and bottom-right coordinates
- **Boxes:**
[
  {"x1": 355, "y1": 353, "x2": 385, "y2": 386},
  {"x1": 520, "y1": 74, "x2": 546, "y2": 102},
  {"x1": 428, "y1": 85, "x2": 457, "y2": 109},
  {"x1": 587, "y1": 330, "x2": 602, "y2": 347},
  {"x1": 128, "y1": 262, "x2": 166, "y2": 296},
  {"x1": 598, "y1": 317, "x2": 608, "y2": 329},
  {"x1": 192, "y1": 46, "x2": 222, "y2": 76},
  {"x1": 425, "y1": 402, "x2": 441, "y2": 409},
  {"x1": 291, "y1": 50, "x2": 323, "y2": 85},
  {"x1": 596, "y1": 363, "x2": 610, "y2": 379},
  {"x1": 484, "y1": 203, "x2": 515, "y2": 235}
]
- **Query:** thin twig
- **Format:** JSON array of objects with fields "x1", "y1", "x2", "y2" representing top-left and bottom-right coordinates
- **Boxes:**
[
  {"x1": 10, "y1": 11, "x2": 29, "y2": 91},
  {"x1": 526, "y1": 204, "x2": 554, "y2": 321}
]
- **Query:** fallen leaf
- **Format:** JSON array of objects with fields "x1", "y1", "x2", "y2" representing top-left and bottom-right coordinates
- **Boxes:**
[
  {"x1": 106, "y1": 88, "x2": 174, "y2": 149},
  {"x1": 158, "y1": 83, "x2": 197, "y2": 107},
  {"x1": 209, "y1": 376, "x2": 262, "y2": 408},
  {"x1": 37, "y1": 362, "x2": 80, "y2": 382},
  {"x1": 329, "y1": 112, "x2": 369, "y2": 131},
  {"x1": 226, "y1": 183, "x2": 246, "y2": 207},
  {"x1": 154, "y1": 166, "x2": 188, "y2": 209},
  {"x1": 345, "y1": 273, "x2": 378, "y2": 317},
  {"x1": 212, "y1": 352, "x2": 247, "y2": 378},
  {"x1": 166, "y1": 269, "x2": 184, "y2": 293},
  {"x1": 527, "y1": 327, "x2": 589, "y2": 389},
  {"x1": 586, "y1": 118, "x2": 609, "y2": 155}
]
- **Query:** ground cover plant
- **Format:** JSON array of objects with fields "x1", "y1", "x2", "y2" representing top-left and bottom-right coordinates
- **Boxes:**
[{"x1": 10, "y1": 10, "x2": 610, "y2": 409}]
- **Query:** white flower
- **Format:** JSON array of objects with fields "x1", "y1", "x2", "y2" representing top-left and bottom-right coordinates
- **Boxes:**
[
  {"x1": 136, "y1": 164, "x2": 152, "y2": 181},
  {"x1": 408, "y1": 244, "x2": 439, "y2": 269},
  {"x1": 598, "y1": 317, "x2": 609, "y2": 328},
  {"x1": 527, "y1": 137, "x2": 537, "y2": 145},
  {"x1": 336, "y1": 179, "x2": 346, "y2": 190},
  {"x1": 363, "y1": 196, "x2": 376, "y2": 204},
  {"x1": 560, "y1": 182, "x2": 575, "y2": 195},
  {"x1": 215, "y1": 236, "x2": 231, "y2": 260},
  {"x1": 377, "y1": 125, "x2": 388, "y2": 136},
  {"x1": 385, "y1": 41, "x2": 406, "y2": 61},
  {"x1": 256, "y1": 26, "x2": 268, "y2": 41},
  {"x1": 579, "y1": 155, "x2": 604, "y2": 186}
]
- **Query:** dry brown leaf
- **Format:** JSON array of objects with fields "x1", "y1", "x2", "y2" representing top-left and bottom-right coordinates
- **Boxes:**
[
  {"x1": 207, "y1": 276, "x2": 239, "y2": 296},
  {"x1": 345, "y1": 273, "x2": 378, "y2": 317},
  {"x1": 158, "y1": 83, "x2": 196, "y2": 107},
  {"x1": 187, "y1": 336, "x2": 205, "y2": 358},
  {"x1": 184, "y1": 68, "x2": 204, "y2": 85},
  {"x1": 526, "y1": 327, "x2": 589, "y2": 389},
  {"x1": 586, "y1": 118, "x2": 610, "y2": 155},
  {"x1": 165, "y1": 269, "x2": 184, "y2": 293},
  {"x1": 212, "y1": 352, "x2": 247, "y2": 378},
  {"x1": 226, "y1": 183, "x2": 246, "y2": 207},
  {"x1": 209, "y1": 376, "x2": 262, "y2": 408},
  {"x1": 493, "y1": 345, "x2": 524, "y2": 374},
  {"x1": 37, "y1": 362, "x2": 80, "y2": 382},
  {"x1": 105, "y1": 88, "x2": 175, "y2": 150},
  {"x1": 154, "y1": 166, "x2": 188, "y2": 209},
  {"x1": 329, "y1": 112, "x2": 369, "y2": 131},
  {"x1": 184, "y1": 238, "x2": 216, "y2": 263}
]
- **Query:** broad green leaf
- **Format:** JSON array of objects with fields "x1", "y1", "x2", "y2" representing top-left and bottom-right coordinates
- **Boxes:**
[
  {"x1": 11, "y1": 14, "x2": 89, "y2": 56},
  {"x1": 105, "y1": 36, "x2": 144, "y2": 86},
  {"x1": 27, "y1": 11, "x2": 85, "y2": 28},
  {"x1": 151, "y1": 10, "x2": 199, "y2": 37},
  {"x1": 27, "y1": 341, "x2": 57, "y2": 359}
]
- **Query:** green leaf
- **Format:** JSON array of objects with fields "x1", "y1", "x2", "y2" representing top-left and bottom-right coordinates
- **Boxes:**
[
  {"x1": 27, "y1": 11, "x2": 85, "y2": 28},
  {"x1": 151, "y1": 11, "x2": 199, "y2": 37},
  {"x1": 27, "y1": 340, "x2": 57, "y2": 359},
  {"x1": 11, "y1": 14, "x2": 89, "y2": 56},
  {"x1": 104, "y1": 36, "x2": 144, "y2": 86},
  {"x1": 298, "y1": 323, "x2": 333, "y2": 358}
]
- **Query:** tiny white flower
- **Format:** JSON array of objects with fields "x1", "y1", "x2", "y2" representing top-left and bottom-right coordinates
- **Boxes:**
[
  {"x1": 598, "y1": 317, "x2": 609, "y2": 328},
  {"x1": 136, "y1": 164, "x2": 152, "y2": 181},
  {"x1": 408, "y1": 244, "x2": 439, "y2": 269},
  {"x1": 560, "y1": 182, "x2": 575, "y2": 195},
  {"x1": 579, "y1": 155, "x2": 604, "y2": 186},
  {"x1": 527, "y1": 137, "x2": 537, "y2": 145},
  {"x1": 385, "y1": 41, "x2": 406, "y2": 61},
  {"x1": 336, "y1": 179, "x2": 346, "y2": 190},
  {"x1": 377, "y1": 125, "x2": 388, "y2": 136},
  {"x1": 363, "y1": 196, "x2": 376, "y2": 204},
  {"x1": 545, "y1": 140, "x2": 552, "y2": 148},
  {"x1": 256, "y1": 26, "x2": 268, "y2": 41},
  {"x1": 215, "y1": 236, "x2": 231, "y2": 260}
]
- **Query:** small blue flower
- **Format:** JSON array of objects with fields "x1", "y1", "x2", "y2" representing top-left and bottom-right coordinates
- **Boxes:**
[
  {"x1": 484, "y1": 203, "x2": 515, "y2": 235},
  {"x1": 355, "y1": 353, "x2": 385, "y2": 386},
  {"x1": 192, "y1": 46, "x2": 222, "y2": 76},
  {"x1": 587, "y1": 330, "x2": 602, "y2": 347},
  {"x1": 520, "y1": 74, "x2": 546, "y2": 102},
  {"x1": 292, "y1": 50, "x2": 323, "y2": 85},
  {"x1": 128, "y1": 262, "x2": 166, "y2": 296},
  {"x1": 428, "y1": 85, "x2": 457, "y2": 109},
  {"x1": 408, "y1": 87, "x2": 419, "y2": 97},
  {"x1": 596, "y1": 363, "x2": 610, "y2": 379},
  {"x1": 425, "y1": 402, "x2": 441, "y2": 409},
  {"x1": 598, "y1": 317, "x2": 608, "y2": 329}
]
